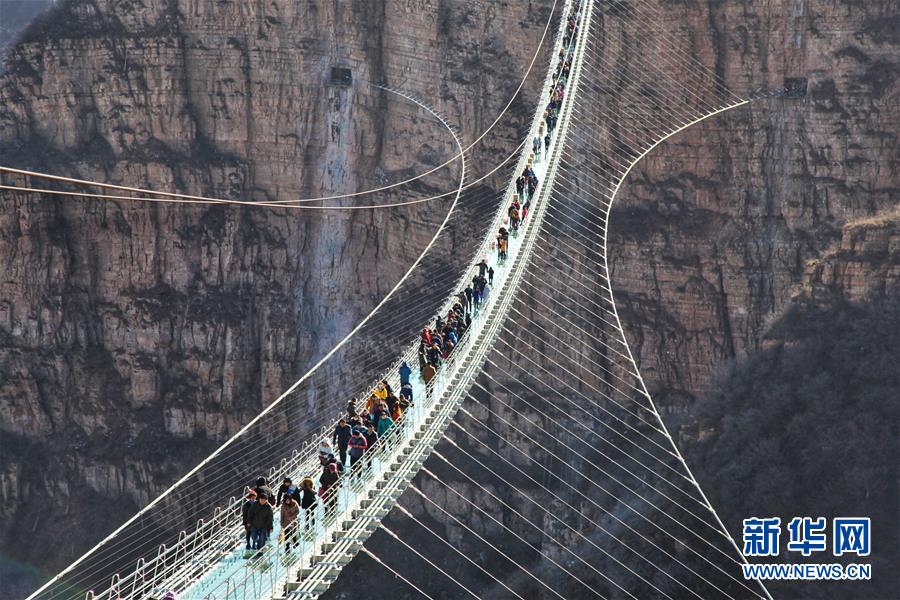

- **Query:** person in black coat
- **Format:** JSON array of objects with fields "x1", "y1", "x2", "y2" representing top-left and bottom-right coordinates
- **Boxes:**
[
  {"x1": 299, "y1": 477, "x2": 317, "y2": 529},
  {"x1": 427, "y1": 343, "x2": 441, "y2": 366},
  {"x1": 256, "y1": 484, "x2": 274, "y2": 502},
  {"x1": 276, "y1": 477, "x2": 294, "y2": 507},
  {"x1": 400, "y1": 382, "x2": 413, "y2": 404},
  {"x1": 332, "y1": 418, "x2": 352, "y2": 466},
  {"x1": 241, "y1": 488, "x2": 257, "y2": 550},
  {"x1": 247, "y1": 494, "x2": 274, "y2": 552},
  {"x1": 364, "y1": 424, "x2": 379, "y2": 451}
]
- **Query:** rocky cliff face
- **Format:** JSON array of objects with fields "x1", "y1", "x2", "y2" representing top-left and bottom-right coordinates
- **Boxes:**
[
  {"x1": 604, "y1": 3, "x2": 898, "y2": 596},
  {"x1": 610, "y1": 0, "x2": 899, "y2": 409},
  {"x1": 803, "y1": 213, "x2": 900, "y2": 301},
  {"x1": 0, "y1": 0, "x2": 553, "y2": 591},
  {"x1": 2, "y1": 0, "x2": 897, "y2": 596}
]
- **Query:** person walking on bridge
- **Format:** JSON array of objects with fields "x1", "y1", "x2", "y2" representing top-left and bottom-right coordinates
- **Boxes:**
[
  {"x1": 401, "y1": 381, "x2": 414, "y2": 403},
  {"x1": 427, "y1": 342, "x2": 442, "y2": 366},
  {"x1": 399, "y1": 361, "x2": 412, "y2": 386},
  {"x1": 318, "y1": 463, "x2": 340, "y2": 513},
  {"x1": 317, "y1": 438, "x2": 332, "y2": 466},
  {"x1": 241, "y1": 488, "x2": 257, "y2": 551},
  {"x1": 365, "y1": 423, "x2": 379, "y2": 451},
  {"x1": 417, "y1": 340, "x2": 427, "y2": 372},
  {"x1": 346, "y1": 397, "x2": 359, "y2": 419},
  {"x1": 348, "y1": 427, "x2": 368, "y2": 467},
  {"x1": 509, "y1": 201, "x2": 521, "y2": 232},
  {"x1": 332, "y1": 418, "x2": 352, "y2": 466},
  {"x1": 280, "y1": 494, "x2": 300, "y2": 552},
  {"x1": 247, "y1": 492, "x2": 274, "y2": 555},
  {"x1": 422, "y1": 361, "x2": 437, "y2": 388},
  {"x1": 376, "y1": 411, "x2": 394, "y2": 437},
  {"x1": 478, "y1": 258, "x2": 489, "y2": 278},
  {"x1": 497, "y1": 233, "x2": 508, "y2": 261},
  {"x1": 472, "y1": 276, "x2": 483, "y2": 307},
  {"x1": 300, "y1": 477, "x2": 316, "y2": 530},
  {"x1": 374, "y1": 381, "x2": 388, "y2": 402},
  {"x1": 276, "y1": 477, "x2": 295, "y2": 507},
  {"x1": 456, "y1": 290, "x2": 467, "y2": 309}
]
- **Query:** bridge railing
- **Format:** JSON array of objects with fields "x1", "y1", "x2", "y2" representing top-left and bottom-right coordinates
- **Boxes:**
[
  {"x1": 194, "y1": 164, "x2": 563, "y2": 598},
  {"x1": 191, "y1": 3, "x2": 584, "y2": 595},
  {"x1": 185, "y1": 210, "x2": 549, "y2": 597},
  {"x1": 84, "y1": 0, "x2": 583, "y2": 597},
  {"x1": 200, "y1": 357, "x2": 449, "y2": 599}
]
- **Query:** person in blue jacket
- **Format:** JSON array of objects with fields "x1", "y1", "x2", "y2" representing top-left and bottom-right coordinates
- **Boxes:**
[{"x1": 399, "y1": 361, "x2": 412, "y2": 386}]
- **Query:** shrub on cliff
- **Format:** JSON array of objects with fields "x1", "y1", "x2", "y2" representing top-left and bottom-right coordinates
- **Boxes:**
[{"x1": 681, "y1": 299, "x2": 899, "y2": 600}]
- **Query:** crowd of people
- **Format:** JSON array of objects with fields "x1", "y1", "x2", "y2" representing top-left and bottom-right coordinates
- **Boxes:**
[{"x1": 236, "y1": 0, "x2": 583, "y2": 562}]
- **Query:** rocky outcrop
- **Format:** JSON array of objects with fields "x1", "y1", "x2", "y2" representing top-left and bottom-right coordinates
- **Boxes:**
[{"x1": 803, "y1": 213, "x2": 900, "y2": 301}]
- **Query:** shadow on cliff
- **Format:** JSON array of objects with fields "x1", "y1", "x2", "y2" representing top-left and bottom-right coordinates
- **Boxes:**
[{"x1": 675, "y1": 298, "x2": 899, "y2": 599}]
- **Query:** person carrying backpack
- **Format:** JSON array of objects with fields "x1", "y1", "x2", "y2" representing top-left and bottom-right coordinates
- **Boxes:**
[{"x1": 276, "y1": 477, "x2": 294, "y2": 507}]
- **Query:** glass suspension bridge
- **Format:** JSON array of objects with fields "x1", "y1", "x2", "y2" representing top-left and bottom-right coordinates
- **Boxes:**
[{"x1": 21, "y1": 0, "x2": 775, "y2": 598}]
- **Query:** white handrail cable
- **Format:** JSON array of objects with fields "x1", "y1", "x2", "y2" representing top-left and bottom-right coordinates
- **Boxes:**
[
  {"x1": 412, "y1": 474, "x2": 633, "y2": 600},
  {"x1": 462, "y1": 389, "x2": 761, "y2": 584},
  {"x1": 470, "y1": 377, "x2": 733, "y2": 536},
  {"x1": 393, "y1": 504, "x2": 532, "y2": 600},
  {"x1": 444, "y1": 421, "x2": 741, "y2": 600},
  {"x1": 381, "y1": 525, "x2": 482, "y2": 600},
  {"x1": 360, "y1": 548, "x2": 433, "y2": 600}
]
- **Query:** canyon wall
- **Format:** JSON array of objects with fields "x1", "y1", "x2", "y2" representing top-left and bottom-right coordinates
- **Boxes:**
[
  {"x1": 606, "y1": 2, "x2": 898, "y2": 597},
  {"x1": 610, "y1": 0, "x2": 899, "y2": 409},
  {"x1": 0, "y1": 0, "x2": 554, "y2": 592},
  {"x1": 1, "y1": 0, "x2": 896, "y2": 597},
  {"x1": 330, "y1": 1, "x2": 898, "y2": 598}
]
